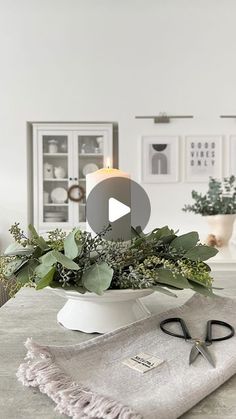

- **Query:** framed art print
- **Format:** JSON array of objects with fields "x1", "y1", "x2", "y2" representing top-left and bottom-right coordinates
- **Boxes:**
[
  {"x1": 185, "y1": 135, "x2": 222, "y2": 182},
  {"x1": 230, "y1": 136, "x2": 236, "y2": 175},
  {"x1": 141, "y1": 136, "x2": 179, "y2": 183}
]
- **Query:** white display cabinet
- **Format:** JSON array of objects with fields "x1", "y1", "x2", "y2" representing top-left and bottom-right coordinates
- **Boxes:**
[{"x1": 33, "y1": 123, "x2": 113, "y2": 233}]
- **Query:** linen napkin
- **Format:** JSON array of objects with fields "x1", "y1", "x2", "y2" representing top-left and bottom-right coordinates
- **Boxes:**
[{"x1": 17, "y1": 293, "x2": 236, "y2": 419}]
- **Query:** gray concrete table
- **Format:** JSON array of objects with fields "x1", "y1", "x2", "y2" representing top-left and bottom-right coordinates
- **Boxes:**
[{"x1": 1, "y1": 282, "x2": 236, "y2": 419}]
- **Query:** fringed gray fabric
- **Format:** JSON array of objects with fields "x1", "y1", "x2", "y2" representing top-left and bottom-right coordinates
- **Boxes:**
[
  {"x1": 17, "y1": 294, "x2": 236, "y2": 419},
  {"x1": 17, "y1": 338, "x2": 142, "y2": 419}
]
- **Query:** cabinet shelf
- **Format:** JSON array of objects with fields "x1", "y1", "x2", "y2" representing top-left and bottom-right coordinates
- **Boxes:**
[
  {"x1": 79, "y1": 153, "x2": 103, "y2": 157},
  {"x1": 43, "y1": 178, "x2": 68, "y2": 181},
  {"x1": 44, "y1": 203, "x2": 68, "y2": 206},
  {"x1": 43, "y1": 153, "x2": 68, "y2": 157}
]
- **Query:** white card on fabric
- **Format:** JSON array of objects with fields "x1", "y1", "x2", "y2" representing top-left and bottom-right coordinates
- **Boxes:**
[{"x1": 122, "y1": 352, "x2": 164, "y2": 373}]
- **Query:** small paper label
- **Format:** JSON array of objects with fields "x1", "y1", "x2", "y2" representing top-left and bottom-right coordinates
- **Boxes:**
[{"x1": 122, "y1": 352, "x2": 164, "y2": 373}]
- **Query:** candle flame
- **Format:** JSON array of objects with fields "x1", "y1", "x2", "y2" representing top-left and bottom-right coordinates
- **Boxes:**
[{"x1": 106, "y1": 157, "x2": 111, "y2": 169}]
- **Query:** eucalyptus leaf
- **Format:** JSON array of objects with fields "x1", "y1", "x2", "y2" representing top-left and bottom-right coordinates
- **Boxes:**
[
  {"x1": 132, "y1": 226, "x2": 175, "y2": 247},
  {"x1": 147, "y1": 226, "x2": 174, "y2": 241},
  {"x1": 4, "y1": 258, "x2": 27, "y2": 278},
  {"x1": 4, "y1": 242, "x2": 34, "y2": 256},
  {"x1": 64, "y1": 228, "x2": 82, "y2": 260},
  {"x1": 160, "y1": 234, "x2": 177, "y2": 244},
  {"x1": 187, "y1": 275, "x2": 210, "y2": 288},
  {"x1": 82, "y1": 262, "x2": 113, "y2": 295},
  {"x1": 32, "y1": 246, "x2": 43, "y2": 259},
  {"x1": 156, "y1": 269, "x2": 191, "y2": 289},
  {"x1": 131, "y1": 237, "x2": 145, "y2": 248},
  {"x1": 35, "y1": 266, "x2": 56, "y2": 290},
  {"x1": 16, "y1": 260, "x2": 39, "y2": 284},
  {"x1": 15, "y1": 266, "x2": 30, "y2": 284},
  {"x1": 34, "y1": 263, "x2": 52, "y2": 278},
  {"x1": 40, "y1": 250, "x2": 57, "y2": 266},
  {"x1": 185, "y1": 245, "x2": 218, "y2": 261},
  {"x1": 188, "y1": 280, "x2": 214, "y2": 297},
  {"x1": 28, "y1": 224, "x2": 48, "y2": 250},
  {"x1": 170, "y1": 232, "x2": 199, "y2": 251},
  {"x1": 52, "y1": 250, "x2": 80, "y2": 270}
]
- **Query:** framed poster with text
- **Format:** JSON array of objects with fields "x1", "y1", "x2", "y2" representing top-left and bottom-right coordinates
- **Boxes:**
[{"x1": 185, "y1": 135, "x2": 222, "y2": 182}]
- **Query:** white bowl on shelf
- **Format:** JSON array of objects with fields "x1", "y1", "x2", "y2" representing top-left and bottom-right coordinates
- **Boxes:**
[{"x1": 50, "y1": 287, "x2": 154, "y2": 333}]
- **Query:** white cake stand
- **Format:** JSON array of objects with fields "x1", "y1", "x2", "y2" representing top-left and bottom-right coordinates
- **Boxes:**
[{"x1": 50, "y1": 288, "x2": 154, "y2": 333}]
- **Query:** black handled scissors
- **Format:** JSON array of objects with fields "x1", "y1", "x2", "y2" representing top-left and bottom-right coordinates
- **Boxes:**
[{"x1": 160, "y1": 317, "x2": 235, "y2": 367}]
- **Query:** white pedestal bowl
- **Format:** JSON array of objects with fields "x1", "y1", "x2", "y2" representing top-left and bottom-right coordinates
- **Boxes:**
[{"x1": 51, "y1": 288, "x2": 154, "y2": 333}]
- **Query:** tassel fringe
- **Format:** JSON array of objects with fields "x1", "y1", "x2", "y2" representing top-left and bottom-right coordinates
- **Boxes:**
[{"x1": 16, "y1": 338, "x2": 142, "y2": 419}]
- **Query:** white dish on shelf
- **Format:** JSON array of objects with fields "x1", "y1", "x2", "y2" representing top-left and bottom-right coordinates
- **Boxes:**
[
  {"x1": 82, "y1": 163, "x2": 99, "y2": 176},
  {"x1": 44, "y1": 214, "x2": 66, "y2": 218},
  {"x1": 51, "y1": 187, "x2": 68, "y2": 204},
  {"x1": 45, "y1": 213, "x2": 65, "y2": 217},
  {"x1": 45, "y1": 220, "x2": 65, "y2": 223},
  {"x1": 45, "y1": 217, "x2": 65, "y2": 220},
  {"x1": 45, "y1": 219, "x2": 66, "y2": 223},
  {"x1": 45, "y1": 211, "x2": 64, "y2": 217},
  {"x1": 44, "y1": 214, "x2": 67, "y2": 222}
]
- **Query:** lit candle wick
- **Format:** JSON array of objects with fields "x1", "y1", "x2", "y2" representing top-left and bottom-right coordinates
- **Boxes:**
[{"x1": 106, "y1": 157, "x2": 111, "y2": 169}]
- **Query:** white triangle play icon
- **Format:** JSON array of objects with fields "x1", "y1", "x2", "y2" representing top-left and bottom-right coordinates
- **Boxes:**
[{"x1": 108, "y1": 197, "x2": 131, "y2": 223}]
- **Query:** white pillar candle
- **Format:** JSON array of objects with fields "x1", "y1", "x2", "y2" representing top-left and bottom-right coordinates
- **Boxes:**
[
  {"x1": 86, "y1": 167, "x2": 131, "y2": 240},
  {"x1": 86, "y1": 168, "x2": 130, "y2": 197}
]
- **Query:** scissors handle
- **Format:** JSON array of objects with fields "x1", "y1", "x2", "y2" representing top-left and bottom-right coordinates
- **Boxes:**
[
  {"x1": 160, "y1": 317, "x2": 192, "y2": 340},
  {"x1": 206, "y1": 320, "x2": 235, "y2": 344}
]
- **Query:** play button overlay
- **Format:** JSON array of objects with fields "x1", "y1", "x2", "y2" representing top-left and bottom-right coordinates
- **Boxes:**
[
  {"x1": 86, "y1": 177, "x2": 151, "y2": 241},
  {"x1": 108, "y1": 198, "x2": 131, "y2": 222}
]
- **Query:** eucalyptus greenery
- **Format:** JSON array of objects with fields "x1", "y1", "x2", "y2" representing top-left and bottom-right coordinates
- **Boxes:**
[
  {"x1": 183, "y1": 176, "x2": 236, "y2": 216},
  {"x1": 0, "y1": 223, "x2": 218, "y2": 298}
]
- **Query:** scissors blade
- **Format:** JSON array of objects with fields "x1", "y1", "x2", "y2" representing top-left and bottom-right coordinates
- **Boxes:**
[
  {"x1": 189, "y1": 344, "x2": 200, "y2": 365},
  {"x1": 196, "y1": 342, "x2": 215, "y2": 368}
]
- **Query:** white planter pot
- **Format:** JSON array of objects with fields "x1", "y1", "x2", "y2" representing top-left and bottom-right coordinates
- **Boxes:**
[
  {"x1": 51, "y1": 288, "x2": 154, "y2": 333},
  {"x1": 205, "y1": 214, "x2": 236, "y2": 246}
]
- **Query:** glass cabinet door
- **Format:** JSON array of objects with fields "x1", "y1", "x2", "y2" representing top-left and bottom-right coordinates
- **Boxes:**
[
  {"x1": 74, "y1": 131, "x2": 112, "y2": 224},
  {"x1": 33, "y1": 124, "x2": 113, "y2": 233},
  {"x1": 38, "y1": 132, "x2": 73, "y2": 230}
]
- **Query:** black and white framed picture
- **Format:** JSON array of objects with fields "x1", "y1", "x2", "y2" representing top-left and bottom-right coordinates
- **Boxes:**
[
  {"x1": 185, "y1": 135, "x2": 222, "y2": 182},
  {"x1": 230, "y1": 136, "x2": 236, "y2": 175},
  {"x1": 141, "y1": 136, "x2": 179, "y2": 183}
]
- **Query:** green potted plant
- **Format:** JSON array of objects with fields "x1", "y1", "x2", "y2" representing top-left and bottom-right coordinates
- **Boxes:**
[
  {"x1": 183, "y1": 176, "x2": 236, "y2": 247},
  {"x1": 0, "y1": 223, "x2": 217, "y2": 332}
]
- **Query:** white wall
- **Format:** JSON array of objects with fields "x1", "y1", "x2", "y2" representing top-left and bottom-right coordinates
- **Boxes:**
[{"x1": 1, "y1": 0, "x2": 236, "y2": 248}]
